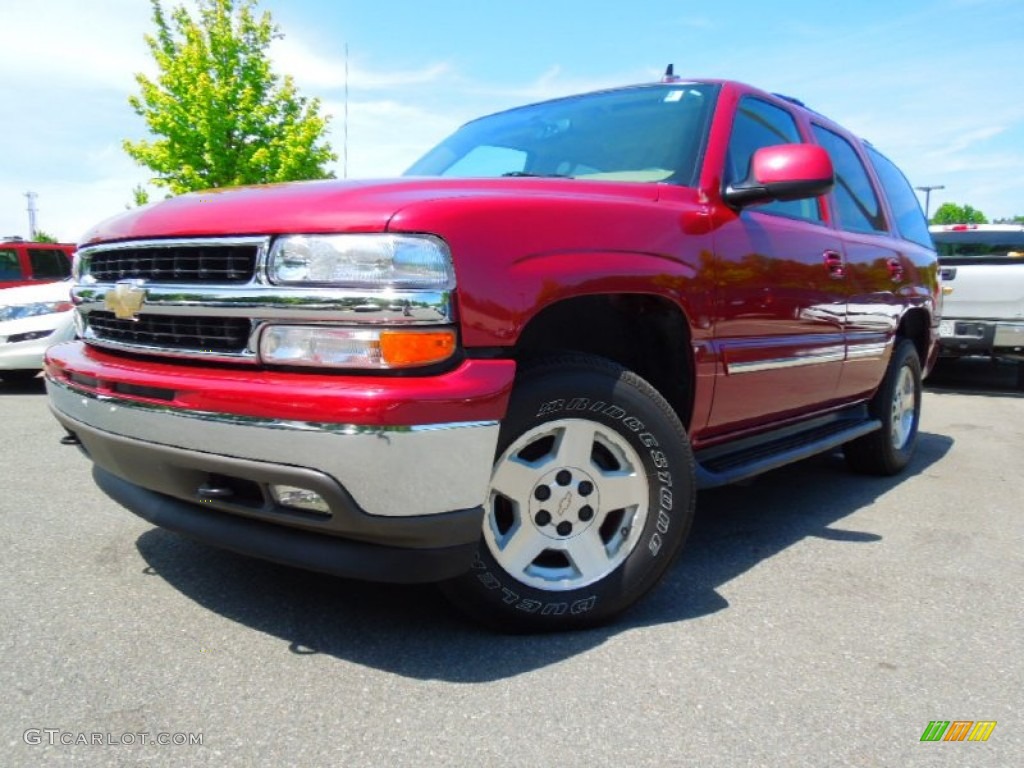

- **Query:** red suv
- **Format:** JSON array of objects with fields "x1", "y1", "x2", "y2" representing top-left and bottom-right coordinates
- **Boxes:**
[
  {"x1": 46, "y1": 76, "x2": 939, "y2": 630},
  {"x1": 0, "y1": 239, "x2": 75, "y2": 289}
]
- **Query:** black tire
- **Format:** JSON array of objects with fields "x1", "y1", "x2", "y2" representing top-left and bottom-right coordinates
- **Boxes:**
[
  {"x1": 1015, "y1": 361, "x2": 1024, "y2": 391},
  {"x1": 843, "y1": 339, "x2": 922, "y2": 475},
  {"x1": 440, "y1": 354, "x2": 696, "y2": 632},
  {"x1": 0, "y1": 370, "x2": 39, "y2": 384}
]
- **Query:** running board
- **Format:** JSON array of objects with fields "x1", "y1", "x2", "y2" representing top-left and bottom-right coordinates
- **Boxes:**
[{"x1": 694, "y1": 407, "x2": 882, "y2": 489}]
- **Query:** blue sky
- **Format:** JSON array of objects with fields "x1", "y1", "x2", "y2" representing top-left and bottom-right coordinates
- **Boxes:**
[{"x1": 2, "y1": 0, "x2": 1022, "y2": 241}]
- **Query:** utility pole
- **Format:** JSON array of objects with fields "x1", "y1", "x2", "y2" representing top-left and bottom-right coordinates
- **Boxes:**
[
  {"x1": 25, "y1": 191, "x2": 38, "y2": 240},
  {"x1": 915, "y1": 185, "x2": 944, "y2": 220}
]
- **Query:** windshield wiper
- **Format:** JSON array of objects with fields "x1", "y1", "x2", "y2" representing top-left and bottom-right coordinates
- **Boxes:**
[{"x1": 500, "y1": 171, "x2": 572, "y2": 178}]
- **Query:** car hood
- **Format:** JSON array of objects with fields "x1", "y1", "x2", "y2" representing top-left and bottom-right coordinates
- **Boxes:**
[{"x1": 80, "y1": 177, "x2": 664, "y2": 245}]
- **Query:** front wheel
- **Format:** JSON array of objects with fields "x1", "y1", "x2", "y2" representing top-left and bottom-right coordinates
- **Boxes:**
[
  {"x1": 440, "y1": 354, "x2": 696, "y2": 632},
  {"x1": 843, "y1": 339, "x2": 922, "y2": 475}
]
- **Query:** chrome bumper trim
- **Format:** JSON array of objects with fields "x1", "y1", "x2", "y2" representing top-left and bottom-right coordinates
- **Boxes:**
[
  {"x1": 47, "y1": 377, "x2": 499, "y2": 518},
  {"x1": 993, "y1": 322, "x2": 1024, "y2": 347}
]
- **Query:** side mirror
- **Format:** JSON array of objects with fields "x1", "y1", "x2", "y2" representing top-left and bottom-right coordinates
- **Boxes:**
[{"x1": 723, "y1": 143, "x2": 834, "y2": 207}]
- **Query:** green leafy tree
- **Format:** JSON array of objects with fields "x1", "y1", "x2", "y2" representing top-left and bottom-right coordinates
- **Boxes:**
[
  {"x1": 33, "y1": 230, "x2": 59, "y2": 243},
  {"x1": 126, "y1": 183, "x2": 152, "y2": 209},
  {"x1": 931, "y1": 202, "x2": 988, "y2": 225},
  {"x1": 124, "y1": 0, "x2": 336, "y2": 194},
  {"x1": 994, "y1": 215, "x2": 1024, "y2": 224}
]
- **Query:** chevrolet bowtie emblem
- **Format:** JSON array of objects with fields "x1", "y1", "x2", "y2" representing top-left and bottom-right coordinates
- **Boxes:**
[{"x1": 105, "y1": 280, "x2": 147, "y2": 321}]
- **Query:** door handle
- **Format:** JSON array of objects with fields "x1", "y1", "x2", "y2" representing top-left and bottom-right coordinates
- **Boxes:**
[{"x1": 823, "y1": 250, "x2": 845, "y2": 279}]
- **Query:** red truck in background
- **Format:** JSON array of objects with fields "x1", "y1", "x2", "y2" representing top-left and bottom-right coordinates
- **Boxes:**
[
  {"x1": 0, "y1": 239, "x2": 75, "y2": 289},
  {"x1": 46, "y1": 77, "x2": 939, "y2": 631}
]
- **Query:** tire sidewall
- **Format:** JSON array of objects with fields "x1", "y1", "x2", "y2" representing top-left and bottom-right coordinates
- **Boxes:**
[
  {"x1": 880, "y1": 340, "x2": 923, "y2": 468},
  {"x1": 451, "y1": 358, "x2": 695, "y2": 629}
]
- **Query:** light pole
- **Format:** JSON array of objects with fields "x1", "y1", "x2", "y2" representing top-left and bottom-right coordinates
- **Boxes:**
[
  {"x1": 25, "y1": 191, "x2": 38, "y2": 240},
  {"x1": 915, "y1": 184, "x2": 944, "y2": 220}
]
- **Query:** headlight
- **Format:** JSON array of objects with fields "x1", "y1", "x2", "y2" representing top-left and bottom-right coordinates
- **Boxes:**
[
  {"x1": 0, "y1": 301, "x2": 73, "y2": 322},
  {"x1": 71, "y1": 252, "x2": 85, "y2": 281},
  {"x1": 260, "y1": 325, "x2": 457, "y2": 369},
  {"x1": 268, "y1": 234, "x2": 455, "y2": 290}
]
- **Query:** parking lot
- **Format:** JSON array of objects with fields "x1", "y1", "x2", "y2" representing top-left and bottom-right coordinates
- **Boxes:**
[{"x1": 1, "y1": 362, "x2": 1021, "y2": 767}]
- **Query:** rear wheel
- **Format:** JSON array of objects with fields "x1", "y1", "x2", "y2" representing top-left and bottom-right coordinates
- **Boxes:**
[
  {"x1": 440, "y1": 354, "x2": 696, "y2": 632},
  {"x1": 844, "y1": 339, "x2": 922, "y2": 475}
]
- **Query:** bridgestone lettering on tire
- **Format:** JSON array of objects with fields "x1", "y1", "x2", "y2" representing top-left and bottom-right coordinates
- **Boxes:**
[
  {"x1": 440, "y1": 354, "x2": 696, "y2": 632},
  {"x1": 843, "y1": 338, "x2": 922, "y2": 475}
]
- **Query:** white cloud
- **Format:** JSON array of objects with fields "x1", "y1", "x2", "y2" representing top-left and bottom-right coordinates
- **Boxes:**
[
  {"x1": 322, "y1": 99, "x2": 465, "y2": 179},
  {"x1": 0, "y1": 0, "x2": 153, "y2": 91},
  {"x1": 271, "y1": 37, "x2": 451, "y2": 91}
]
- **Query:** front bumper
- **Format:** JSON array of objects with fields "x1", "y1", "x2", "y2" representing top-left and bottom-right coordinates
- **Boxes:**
[
  {"x1": 91, "y1": 467, "x2": 480, "y2": 583},
  {"x1": 46, "y1": 347, "x2": 515, "y2": 582}
]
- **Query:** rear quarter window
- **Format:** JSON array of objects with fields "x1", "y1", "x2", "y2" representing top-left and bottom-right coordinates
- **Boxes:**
[{"x1": 865, "y1": 147, "x2": 931, "y2": 248}]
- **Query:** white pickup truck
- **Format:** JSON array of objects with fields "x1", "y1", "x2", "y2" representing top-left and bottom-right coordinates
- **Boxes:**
[{"x1": 931, "y1": 224, "x2": 1024, "y2": 388}]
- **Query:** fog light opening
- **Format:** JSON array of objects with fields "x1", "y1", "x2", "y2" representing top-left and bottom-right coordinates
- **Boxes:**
[{"x1": 270, "y1": 484, "x2": 331, "y2": 515}]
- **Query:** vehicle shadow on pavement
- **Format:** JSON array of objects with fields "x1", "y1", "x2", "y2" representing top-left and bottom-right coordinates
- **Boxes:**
[
  {"x1": 134, "y1": 430, "x2": 952, "y2": 682},
  {"x1": 626, "y1": 430, "x2": 951, "y2": 629},
  {"x1": 925, "y1": 358, "x2": 1023, "y2": 398},
  {"x1": 0, "y1": 376, "x2": 45, "y2": 396}
]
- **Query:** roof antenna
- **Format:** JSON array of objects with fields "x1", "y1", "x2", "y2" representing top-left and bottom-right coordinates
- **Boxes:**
[{"x1": 662, "y1": 63, "x2": 681, "y2": 83}]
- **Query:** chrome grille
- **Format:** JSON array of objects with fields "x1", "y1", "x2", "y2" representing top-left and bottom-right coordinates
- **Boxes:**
[
  {"x1": 88, "y1": 312, "x2": 252, "y2": 353},
  {"x1": 88, "y1": 243, "x2": 258, "y2": 283}
]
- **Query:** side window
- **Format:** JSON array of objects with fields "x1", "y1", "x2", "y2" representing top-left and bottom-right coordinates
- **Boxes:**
[
  {"x1": 0, "y1": 248, "x2": 24, "y2": 280},
  {"x1": 725, "y1": 97, "x2": 821, "y2": 222},
  {"x1": 865, "y1": 146, "x2": 931, "y2": 248},
  {"x1": 811, "y1": 126, "x2": 887, "y2": 234},
  {"x1": 28, "y1": 248, "x2": 72, "y2": 279}
]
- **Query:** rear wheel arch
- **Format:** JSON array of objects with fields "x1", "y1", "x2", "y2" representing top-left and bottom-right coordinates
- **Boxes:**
[{"x1": 897, "y1": 306, "x2": 932, "y2": 367}]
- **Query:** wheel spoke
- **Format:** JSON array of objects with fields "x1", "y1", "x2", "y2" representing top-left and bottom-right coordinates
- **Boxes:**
[
  {"x1": 496, "y1": 525, "x2": 547, "y2": 574},
  {"x1": 552, "y1": 422, "x2": 596, "y2": 470},
  {"x1": 565, "y1": 531, "x2": 611, "y2": 581},
  {"x1": 490, "y1": 455, "x2": 542, "y2": 500},
  {"x1": 596, "y1": 471, "x2": 644, "y2": 512}
]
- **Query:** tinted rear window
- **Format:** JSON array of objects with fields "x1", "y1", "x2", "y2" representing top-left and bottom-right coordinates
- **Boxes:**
[
  {"x1": 932, "y1": 230, "x2": 1024, "y2": 263},
  {"x1": 28, "y1": 248, "x2": 72, "y2": 279}
]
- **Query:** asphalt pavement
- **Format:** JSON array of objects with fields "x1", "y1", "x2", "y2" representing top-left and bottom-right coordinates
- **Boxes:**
[{"x1": 1, "y1": 360, "x2": 1021, "y2": 767}]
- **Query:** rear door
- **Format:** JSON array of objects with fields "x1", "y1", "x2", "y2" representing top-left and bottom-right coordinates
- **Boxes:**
[{"x1": 809, "y1": 126, "x2": 926, "y2": 400}]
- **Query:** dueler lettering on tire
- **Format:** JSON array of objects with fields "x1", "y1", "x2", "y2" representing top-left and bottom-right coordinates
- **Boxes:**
[{"x1": 440, "y1": 354, "x2": 696, "y2": 632}]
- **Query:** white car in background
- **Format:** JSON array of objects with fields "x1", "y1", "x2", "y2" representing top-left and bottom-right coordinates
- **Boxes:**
[{"x1": 0, "y1": 279, "x2": 76, "y2": 383}]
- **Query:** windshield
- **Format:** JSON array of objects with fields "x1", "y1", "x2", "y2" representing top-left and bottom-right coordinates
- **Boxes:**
[
  {"x1": 932, "y1": 229, "x2": 1024, "y2": 262},
  {"x1": 404, "y1": 84, "x2": 718, "y2": 186}
]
